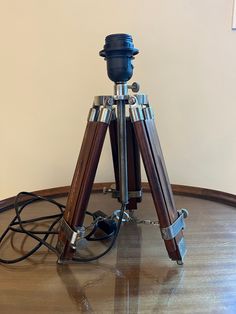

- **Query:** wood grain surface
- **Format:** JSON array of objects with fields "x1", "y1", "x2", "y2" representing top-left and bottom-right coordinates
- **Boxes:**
[
  {"x1": 1, "y1": 183, "x2": 236, "y2": 213},
  {"x1": 0, "y1": 192, "x2": 236, "y2": 313}
]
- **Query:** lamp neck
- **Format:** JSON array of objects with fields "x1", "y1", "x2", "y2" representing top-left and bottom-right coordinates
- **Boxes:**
[{"x1": 114, "y1": 83, "x2": 128, "y2": 97}]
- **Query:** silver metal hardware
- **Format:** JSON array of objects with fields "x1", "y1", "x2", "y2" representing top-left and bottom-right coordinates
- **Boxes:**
[
  {"x1": 134, "y1": 94, "x2": 149, "y2": 105},
  {"x1": 104, "y1": 96, "x2": 114, "y2": 106},
  {"x1": 128, "y1": 95, "x2": 137, "y2": 105},
  {"x1": 103, "y1": 184, "x2": 116, "y2": 194},
  {"x1": 114, "y1": 83, "x2": 128, "y2": 98},
  {"x1": 103, "y1": 186, "x2": 113, "y2": 194},
  {"x1": 112, "y1": 209, "x2": 131, "y2": 222},
  {"x1": 143, "y1": 107, "x2": 154, "y2": 120},
  {"x1": 112, "y1": 189, "x2": 142, "y2": 199},
  {"x1": 59, "y1": 218, "x2": 85, "y2": 250},
  {"x1": 130, "y1": 105, "x2": 144, "y2": 122},
  {"x1": 181, "y1": 208, "x2": 189, "y2": 219},
  {"x1": 98, "y1": 107, "x2": 112, "y2": 124},
  {"x1": 137, "y1": 219, "x2": 159, "y2": 225},
  {"x1": 177, "y1": 237, "x2": 187, "y2": 260},
  {"x1": 117, "y1": 99, "x2": 129, "y2": 204},
  {"x1": 128, "y1": 82, "x2": 140, "y2": 93},
  {"x1": 56, "y1": 239, "x2": 65, "y2": 256},
  {"x1": 87, "y1": 108, "x2": 98, "y2": 122},
  {"x1": 92, "y1": 92, "x2": 147, "y2": 107},
  {"x1": 161, "y1": 209, "x2": 188, "y2": 241},
  {"x1": 93, "y1": 95, "x2": 113, "y2": 107},
  {"x1": 114, "y1": 95, "x2": 129, "y2": 100}
]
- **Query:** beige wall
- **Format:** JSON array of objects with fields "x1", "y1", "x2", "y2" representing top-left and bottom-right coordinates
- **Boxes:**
[{"x1": 1, "y1": 0, "x2": 236, "y2": 199}]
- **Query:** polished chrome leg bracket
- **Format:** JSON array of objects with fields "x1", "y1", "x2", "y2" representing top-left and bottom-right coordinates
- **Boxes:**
[
  {"x1": 161, "y1": 209, "x2": 188, "y2": 241},
  {"x1": 57, "y1": 218, "x2": 85, "y2": 251}
]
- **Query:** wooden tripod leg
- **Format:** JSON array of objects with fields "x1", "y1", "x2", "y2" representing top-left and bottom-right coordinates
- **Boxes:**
[
  {"x1": 57, "y1": 106, "x2": 111, "y2": 262},
  {"x1": 109, "y1": 110, "x2": 120, "y2": 196},
  {"x1": 126, "y1": 117, "x2": 142, "y2": 210},
  {"x1": 130, "y1": 106, "x2": 186, "y2": 262},
  {"x1": 109, "y1": 113, "x2": 142, "y2": 209},
  {"x1": 144, "y1": 111, "x2": 177, "y2": 220}
]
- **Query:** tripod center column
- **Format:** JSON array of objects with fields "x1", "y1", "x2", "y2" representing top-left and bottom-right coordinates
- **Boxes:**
[{"x1": 115, "y1": 83, "x2": 129, "y2": 205}]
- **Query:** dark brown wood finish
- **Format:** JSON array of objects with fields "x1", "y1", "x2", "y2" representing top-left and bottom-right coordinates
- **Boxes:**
[
  {"x1": 57, "y1": 121, "x2": 97, "y2": 260},
  {"x1": 109, "y1": 115, "x2": 142, "y2": 210},
  {"x1": 132, "y1": 119, "x2": 181, "y2": 261},
  {"x1": 1, "y1": 183, "x2": 236, "y2": 213},
  {"x1": 58, "y1": 120, "x2": 109, "y2": 261},
  {"x1": 171, "y1": 184, "x2": 236, "y2": 206},
  {"x1": 1, "y1": 193, "x2": 236, "y2": 313},
  {"x1": 69, "y1": 123, "x2": 108, "y2": 226},
  {"x1": 126, "y1": 117, "x2": 142, "y2": 210},
  {"x1": 109, "y1": 112, "x2": 120, "y2": 196},
  {"x1": 64, "y1": 121, "x2": 97, "y2": 224},
  {"x1": 145, "y1": 119, "x2": 176, "y2": 218},
  {"x1": 144, "y1": 118, "x2": 184, "y2": 260}
]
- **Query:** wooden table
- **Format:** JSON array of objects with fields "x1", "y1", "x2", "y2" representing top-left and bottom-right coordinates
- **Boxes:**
[{"x1": 0, "y1": 192, "x2": 236, "y2": 313}]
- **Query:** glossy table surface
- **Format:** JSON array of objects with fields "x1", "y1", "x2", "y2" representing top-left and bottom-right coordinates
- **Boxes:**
[{"x1": 0, "y1": 193, "x2": 236, "y2": 313}]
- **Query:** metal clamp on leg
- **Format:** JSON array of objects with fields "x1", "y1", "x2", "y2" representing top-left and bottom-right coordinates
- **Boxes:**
[
  {"x1": 161, "y1": 209, "x2": 188, "y2": 241},
  {"x1": 161, "y1": 209, "x2": 188, "y2": 264},
  {"x1": 111, "y1": 189, "x2": 142, "y2": 199},
  {"x1": 59, "y1": 218, "x2": 85, "y2": 250}
]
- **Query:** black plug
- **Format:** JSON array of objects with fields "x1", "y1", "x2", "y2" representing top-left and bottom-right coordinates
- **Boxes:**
[
  {"x1": 97, "y1": 219, "x2": 117, "y2": 235},
  {"x1": 93, "y1": 210, "x2": 108, "y2": 220},
  {"x1": 93, "y1": 210, "x2": 117, "y2": 235}
]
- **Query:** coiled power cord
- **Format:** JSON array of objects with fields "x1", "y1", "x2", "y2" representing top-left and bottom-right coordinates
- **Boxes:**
[{"x1": 0, "y1": 192, "x2": 125, "y2": 264}]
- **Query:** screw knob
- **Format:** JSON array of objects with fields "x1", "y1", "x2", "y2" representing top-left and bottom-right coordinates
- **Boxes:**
[{"x1": 128, "y1": 82, "x2": 140, "y2": 93}]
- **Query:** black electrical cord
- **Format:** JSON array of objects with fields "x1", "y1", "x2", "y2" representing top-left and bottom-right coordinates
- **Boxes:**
[
  {"x1": 0, "y1": 215, "x2": 61, "y2": 264},
  {"x1": 0, "y1": 191, "x2": 125, "y2": 264},
  {"x1": 0, "y1": 192, "x2": 65, "y2": 264},
  {"x1": 71, "y1": 203, "x2": 126, "y2": 263},
  {"x1": 84, "y1": 217, "x2": 116, "y2": 242},
  {"x1": 13, "y1": 193, "x2": 63, "y2": 254}
]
